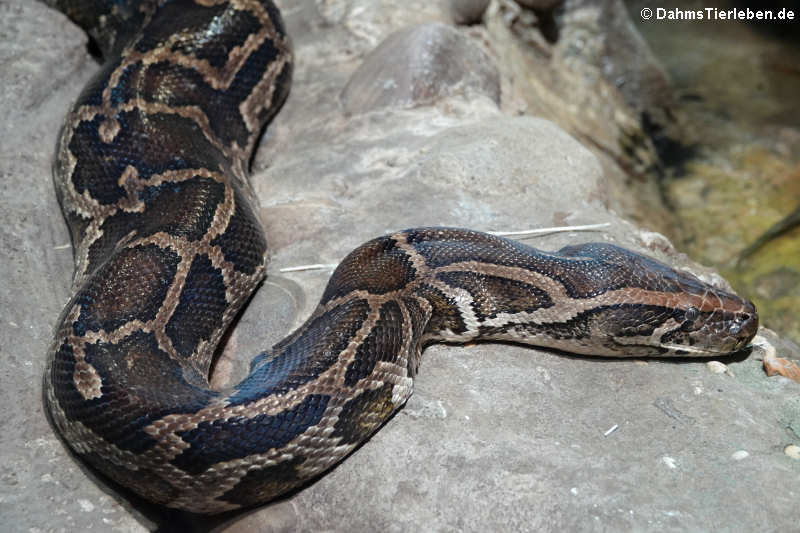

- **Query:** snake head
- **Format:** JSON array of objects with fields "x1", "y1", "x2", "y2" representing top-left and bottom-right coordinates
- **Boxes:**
[
  {"x1": 556, "y1": 243, "x2": 759, "y2": 357},
  {"x1": 601, "y1": 288, "x2": 759, "y2": 357},
  {"x1": 649, "y1": 278, "x2": 759, "y2": 356}
]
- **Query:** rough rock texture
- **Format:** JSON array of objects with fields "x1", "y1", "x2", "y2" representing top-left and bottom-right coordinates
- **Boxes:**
[
  {"x1": 341, "y1": 23, "x2": 500, "y2": 114},
  {"x1": 1, "y1": 0, "x2": 799, "y2": 532},
  {"x1": 488, "y1": 0, "x2": 685, "y2": 235}
]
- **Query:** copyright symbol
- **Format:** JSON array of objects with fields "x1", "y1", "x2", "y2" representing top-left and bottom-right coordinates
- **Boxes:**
[{"x1": 641, "y1": 7, "x2": 652, "y2": 20}]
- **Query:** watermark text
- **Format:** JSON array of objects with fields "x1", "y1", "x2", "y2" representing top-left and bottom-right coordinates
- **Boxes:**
[{"x1": 640, "y1": 7, "x2": 795, "y2": 22}]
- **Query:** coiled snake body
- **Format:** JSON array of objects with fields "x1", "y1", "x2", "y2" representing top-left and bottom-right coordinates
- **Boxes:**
[{"x1": 44, "y1": 0, "x2": 758, "y2": 513}]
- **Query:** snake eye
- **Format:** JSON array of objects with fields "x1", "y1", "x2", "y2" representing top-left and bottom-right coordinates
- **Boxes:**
[{"x1": 684, "y1": 307, "x2": 699, "y2": 322}]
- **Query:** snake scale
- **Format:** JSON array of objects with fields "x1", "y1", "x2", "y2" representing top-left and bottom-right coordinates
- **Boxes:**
[{"x1": 44, "y1": 0, "x2": 759, "y2": 514}]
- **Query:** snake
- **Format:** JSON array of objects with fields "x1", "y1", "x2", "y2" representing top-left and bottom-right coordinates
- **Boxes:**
[{"x1": 43, "y1": 0, "x2": 759, "y2": 514}]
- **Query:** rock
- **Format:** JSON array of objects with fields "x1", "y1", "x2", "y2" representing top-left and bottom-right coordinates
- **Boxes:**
[
  {"x1": 449, "y1": 0, "x2": 491, "y2": 25},
  {"x1": 562, "y1": 0, "x2": 683, "y2": 142},
  {"x1": 706, "y1": 361, "x2": 730, "y2": 375},
  {"x1": 731, "y1": 450, "x2": 749, "y2": 461},
  {"x1": 487, "y1": 0, "x2": 684, "y2": 235},
  {"x1": 341, "y1": 22, "x2": 500, "y2": 115},
  {"x1": 0, "y1": 1, "x2": 88, "y2": 130}
]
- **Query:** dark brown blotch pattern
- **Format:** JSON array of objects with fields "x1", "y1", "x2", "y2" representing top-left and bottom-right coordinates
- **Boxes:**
[
  {"x1": 51, "y1": 331, "x2": 216, "y2": 454},
  {"x1": 414, "y1": 282, "x2": 468, "y2": 336},
  {"x1": 165, "y1": 253, "x2": 227, "y2": 358},
  {"x1": 330, "y1": 382, "x2": 396, "y2": 445},
  {"x1": 210, "y1": 187, "x2": 267, "y2": 274},
  {"x1": 437, "y1": 270, "x2": 552, "y2": 319},
  {"x1": 68, "y1": 109, "x2": 227, "y2": 205},
  {"x1": 74, "y1": 244, "x2": 180, "y2": 335},
  {"x1": 344, "y1": 300, "x2": 405, "y2": 387},
  {"x1": 321, "y1": 236, "x2": 416, "y2": 302},
  {"x1": 219, "y1": 456, "x2": 306, "y2": 507},
  {"x1": 172, "y1": 394, "x2": 329, "y2": 475}
]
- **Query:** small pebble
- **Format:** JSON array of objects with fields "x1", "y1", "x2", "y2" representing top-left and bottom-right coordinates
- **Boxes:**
[
  {"x1": 707, "y1": 361, "x2": 728, "y2": 374},
  {"x1": 731, "y1": 450, "x2": 749, "y2": 461},
  {"x1": 752, "y1": 335, "x2": 776, "y2": 359},
  {"x1": 785, "y1": 444, "x2": 800, "y2": 460},
  {"x1": 77, "y1": 498, "x2": 95, "y2": 512},
  {"x1": 760, "y1": 336, "x2": 800, "y2": 382}
]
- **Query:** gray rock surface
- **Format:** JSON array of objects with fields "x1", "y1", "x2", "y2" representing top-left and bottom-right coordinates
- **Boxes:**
[
  {"x1": 0, "y1": 1, "x2": 148, "y2": 531},
  {"x1": 488, "y1": 0, "x2": 682, "y2": 235},
  {"x1": 1, "y1": 0, "x2": 798, "y2": 532},
  {"x1": 341, "y1": 22, "x2": 500, "y2": 114}
]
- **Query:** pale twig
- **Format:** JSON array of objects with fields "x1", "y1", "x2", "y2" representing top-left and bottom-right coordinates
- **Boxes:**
[
  {"x1": 488, "y1": 223, "x2": 611, "y2": 238},
  {"x1": 603, "y1": 424, "x2": 619, "y2": 437},
  {"x1": 279, "y1": 263, "x2": 338, "y2": 273}
]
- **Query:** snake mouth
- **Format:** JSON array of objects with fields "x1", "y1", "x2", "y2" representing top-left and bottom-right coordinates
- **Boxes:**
[{"x1": 657, "y1": 341, "x2": 752, "y2": 356}]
